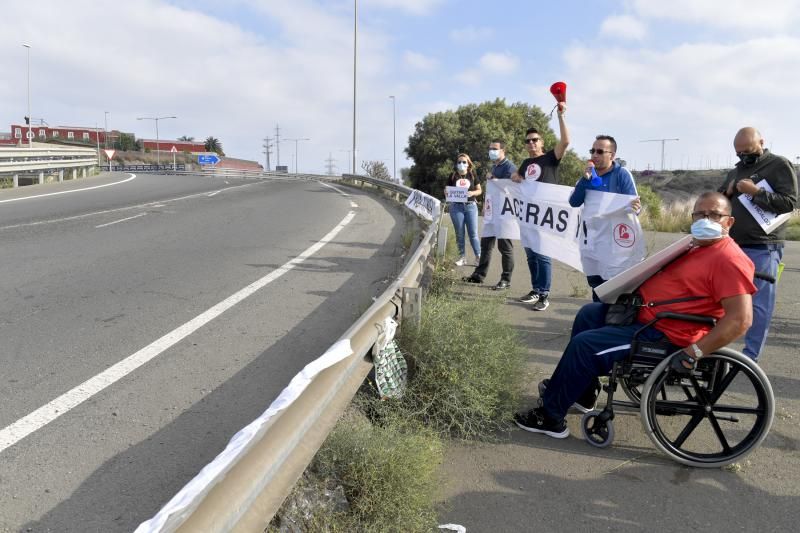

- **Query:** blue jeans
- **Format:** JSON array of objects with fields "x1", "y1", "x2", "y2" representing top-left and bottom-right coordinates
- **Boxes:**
[
  {"x1": 541, "y1": 303, "x2": 665, "y2": 421},
  {"x1": 741, "y1": 244, "x2": 783, "y2": 361},
  {"x1": 448, "y1": 202, "x2": 480, "y2": 257},
  {"x1": 524, "y1": 247, "x2": 552, "y2": 295}
]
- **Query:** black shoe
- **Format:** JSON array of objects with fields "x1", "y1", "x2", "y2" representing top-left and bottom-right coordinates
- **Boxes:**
[
  {"x1": 532, "y1": 294, "x2": 550, "y2": 311},
  {"x1": 462, "y1": 275, "x2": 483, "y2": 284},
  {"x1": 538, "y1": 378, "x2": 598, "y2": 414},
  {"x1": 518, "y1": 290, "x2": 539, "y2": 303},
  {"x1": 514, "y1": 408, "x2": 569, "y2": 439},
  {"x1": 492, "y1": 280, "x2": 510, "y2": 290}
]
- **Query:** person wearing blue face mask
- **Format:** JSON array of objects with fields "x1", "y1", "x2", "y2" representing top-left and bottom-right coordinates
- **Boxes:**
[
  {"x1": 718, "y1": 127, "x2": 798, "y2": 361},
  {"x1": 464, "y1": 139, "x2": 517, "y2": 289},
  {"x1": 445, "y1": 153, "x2": 482, "y2": 266},
  {"x1": 515, "y1": 192, "x2": 757, "y2": 439}
]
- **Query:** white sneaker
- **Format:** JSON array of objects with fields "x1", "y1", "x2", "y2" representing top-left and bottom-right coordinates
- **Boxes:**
[{"x1": 455, "y1": 256, "x2": 466, "y2": 266}]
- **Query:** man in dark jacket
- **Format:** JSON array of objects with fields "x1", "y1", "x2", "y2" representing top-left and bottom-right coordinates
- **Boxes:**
[{"x1": 718, "y1": 126, "x2": 798, "y2": 361}]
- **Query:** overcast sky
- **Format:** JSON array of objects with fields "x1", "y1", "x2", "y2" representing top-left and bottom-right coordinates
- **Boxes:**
[{"x1": 3, "y1": 0, "x2": 800, "y2": 174}]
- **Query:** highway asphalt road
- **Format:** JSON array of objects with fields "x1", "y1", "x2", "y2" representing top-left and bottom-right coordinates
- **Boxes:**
[{"x1": 0, "y1": 173, "x2": 405, "y2": 532}]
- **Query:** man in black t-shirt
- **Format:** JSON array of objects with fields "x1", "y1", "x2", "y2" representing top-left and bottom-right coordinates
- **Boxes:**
[{"x1": 510, "y1": 102, "x2": 570, "y2": 311}]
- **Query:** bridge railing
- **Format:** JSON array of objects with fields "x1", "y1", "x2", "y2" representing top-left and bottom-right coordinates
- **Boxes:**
[
  {"x1": 0, "y1": 145, "x2": 99, "y2": 187},
  {"x1": 136, "y1": 173, "x2": 439, "y2": 532}
]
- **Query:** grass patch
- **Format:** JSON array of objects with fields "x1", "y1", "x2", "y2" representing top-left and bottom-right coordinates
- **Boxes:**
[
  {"x1": 311, "y1": 410, "x2": 443, "y2": 532},
  {"x1": 364, "y1": 287, "x2": 526, "y2": 439},
  {"x1": 785, "y1": 211, "x2": 800, "y2": 241}
]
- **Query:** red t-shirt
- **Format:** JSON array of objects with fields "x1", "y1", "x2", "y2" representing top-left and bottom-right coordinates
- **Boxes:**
[{"x1": 637, "y1": 238, "x2": 756, "y2": 346}]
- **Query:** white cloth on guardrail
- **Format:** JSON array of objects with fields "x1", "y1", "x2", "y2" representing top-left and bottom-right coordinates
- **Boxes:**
[
  {"x1": 135, "y1": 339, "x2": 354, "y2": 533},
  {"x1": 405, "y1": 189, "x2": 441, "y2": 221}
]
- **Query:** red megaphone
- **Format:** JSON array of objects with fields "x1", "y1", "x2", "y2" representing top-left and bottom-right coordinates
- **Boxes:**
[{"x1": 550, "y1": 81, "x2": 567, "y2": 103}]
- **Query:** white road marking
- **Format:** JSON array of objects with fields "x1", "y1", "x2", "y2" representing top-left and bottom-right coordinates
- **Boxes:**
[
  {"x1": 0, "y1": 174, "x2": 137, "y2": 204},
  {"x1": 207, "y1": 190, "x2": 221, "y2": 197},
  {"x1": 0, "y1": 182, "x2": 256, "y2": 231},
  {"x1": 318, "y1": 181, "x2": 350, "y2": 197},
  {"x1": 0, "y1": 210, "x2": 357, "y2": 454},
  {"x1": 95, "y1": 212, "x2": 147, "y2": 228}
]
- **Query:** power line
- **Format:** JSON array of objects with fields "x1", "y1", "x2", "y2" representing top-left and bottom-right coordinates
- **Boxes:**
[
  {"x1": 639, "y1": 138, "x2": 679, "y2": 170},
  {"x1": 262, "y1": 136, "x2": 273, "y2": 171},
  {"x1": 274, "y1": 124, "x2": 281, "y2": 167},
  {"x1": 325, "y1": 152, "x2": 337, "y2": 175}
]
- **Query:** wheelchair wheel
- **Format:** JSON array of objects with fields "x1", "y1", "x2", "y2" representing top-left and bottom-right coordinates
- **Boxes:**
[
  {"x1": 640, "y1": 348, "x2": 774, "y2": 468},
  {"x1": 581, "y1": 410, "x2": 615, "y2": 448}
]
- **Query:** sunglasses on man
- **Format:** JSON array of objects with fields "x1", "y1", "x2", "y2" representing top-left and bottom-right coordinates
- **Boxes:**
[{"x1": 589, "y1": 148, "x2": 613, "y2": 155}]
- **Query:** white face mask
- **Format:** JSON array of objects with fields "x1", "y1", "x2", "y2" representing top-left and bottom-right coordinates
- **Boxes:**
[
  {"x1": 691, "y1": 218, "x2": 724, "y2": 240},
  {"x1": 488, "y1": 149, "x2": 500, "y2": 161},
  {"x1": 456, "y1": 162, "x2": 468, "y2": 174}
]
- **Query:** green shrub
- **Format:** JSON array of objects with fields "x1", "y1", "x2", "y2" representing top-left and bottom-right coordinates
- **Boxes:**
[
  {"x1": 637, "y1": 184, "x2": 663, "y2": 226},
  {"x1": 313, "y1": 410, "x2": 442, "y2": 532},
  {"x1": 376, "y1": 292, "x2": 525, "y2": 439}
]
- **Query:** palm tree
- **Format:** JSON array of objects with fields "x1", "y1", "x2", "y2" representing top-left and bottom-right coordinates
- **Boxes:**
[
  {"x1": 177, "y1": 135, "x2": 195, "y2": 141},
  {"x1": 204, "y1": 136, "x2": 224, "y2": 156}
]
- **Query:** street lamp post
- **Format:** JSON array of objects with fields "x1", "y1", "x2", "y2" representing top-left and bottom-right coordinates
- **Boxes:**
[
  {"x1": 136, "y1": 116, "x2": 177, "y2": 167},
  {"x1": 388, "y1": 95, "x2": 396, "y2": 182},
  {"x1": 285, "y1": 138, "x2": 310, "y2": 174},
  {"x1": 352, "y1": 0, "x2": 358, "y2": 176},
  {"x1": 104, "y1": 111, "x2": 110, "y2": 149},
  {"x1": 22, "y1": 44, "x2": 31, "y2": 149}
]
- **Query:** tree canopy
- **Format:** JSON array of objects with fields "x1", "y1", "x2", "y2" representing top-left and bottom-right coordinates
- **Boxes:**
[
  {"x1": 361, "y1": 160, "x2": 391, "y2": 181},
  {"x1": 405, "y1": 98, "x2": 585, "y2": 197},
  {"x1": 204, "y1": 136, "x2": 225, "y2": 156}
]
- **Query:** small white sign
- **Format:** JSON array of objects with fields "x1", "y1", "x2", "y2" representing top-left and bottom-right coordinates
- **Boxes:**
[
  {"x1": 738, "y1": 180, "x2": 793, "y2": 235},
  {"x1": 170, "y1": 145, "x2": 178, "y2": 153},
  {"x1": 103, "y1": 149, "x2": 116, "y2": 160},
  {"x1": 445, "y1": 186, "x2": 469, "y2": 203}
]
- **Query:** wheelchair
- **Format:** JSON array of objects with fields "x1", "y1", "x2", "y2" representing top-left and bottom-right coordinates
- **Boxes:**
[{"x1": 580, "y1": 311, "x2": 775, "y2": 469}]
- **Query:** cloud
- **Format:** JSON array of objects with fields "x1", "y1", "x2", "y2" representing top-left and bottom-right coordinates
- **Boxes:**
[
  {"x1": 0, "y1": 0, "x2": 404, "y2": 172},
  {"x1": 478, "y1": 52, "x2": 519, "y2": 74},
  {"x1": 448, "y1": 26, "x2": 495, "y2": 43},
  {"x1": 560, "y1": 35, "x2": 800, "y2": 169},
  {"x1": 600, "y1": 15, "x2": 647, "y2": 41},
  {"x1": 630, "y1": 0, "x2": 800, "y2": 32},
  {"x1": 455, "y1": 69, "x2": 481, "y2": 86},
  {"x1": 363, "y1": 0, "x2": 447, "y2": 16},
  {"x1": 403, "y1": 51, "x2": 438, "y2": 71}
]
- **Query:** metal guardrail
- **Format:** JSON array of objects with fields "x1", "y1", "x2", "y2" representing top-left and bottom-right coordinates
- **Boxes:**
[
  {"x1": 138, "y1": 175, "x2": 437, "y2": 532},
  {"x1": 0, "y1": 145, "x2": 99, "y2": 185}
]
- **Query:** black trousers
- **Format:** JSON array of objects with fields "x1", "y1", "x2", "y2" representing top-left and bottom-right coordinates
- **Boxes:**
[{"x1": 471, "y1": 236, "x2": 514, "y2": 282}]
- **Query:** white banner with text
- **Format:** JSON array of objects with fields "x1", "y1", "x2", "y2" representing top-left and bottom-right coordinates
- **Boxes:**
[{"x1": 480, "y1": 180, "x2": 644, "y2": 274}]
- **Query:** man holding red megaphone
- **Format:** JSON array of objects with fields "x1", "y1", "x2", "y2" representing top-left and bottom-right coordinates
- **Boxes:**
[{"x1": 511, "y1": 81, "x2": 571, "y2": 312}]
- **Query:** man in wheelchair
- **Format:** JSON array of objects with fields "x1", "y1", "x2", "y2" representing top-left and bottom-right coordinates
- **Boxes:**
[{"x1": 515, "y1": 191, "x2": 756, "y2": 439}]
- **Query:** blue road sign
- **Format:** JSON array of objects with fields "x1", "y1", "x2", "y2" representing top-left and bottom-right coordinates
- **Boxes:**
[{"x1": 198, "y1": 154, "x2": 220, "y2": 165}]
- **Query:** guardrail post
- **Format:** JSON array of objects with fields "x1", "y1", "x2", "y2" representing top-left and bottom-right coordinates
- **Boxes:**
[
  {"x1": 13, "y1": 174, "x2": 18, "y2": 187},
  {"x1": 82, "y1": 167, "x2": 87, "y2": 178},
  {"x1": 402, "y1": 287, "x2": 423, "y2": 327},
  {"x1": 38, "y1": 171, "x2": 44, "y2": 185},
  {"x1": 436, "y1": 225, "x2": 448, "y2": 258},
  {"x1": 58, "y1": 169, "x2": 64, "y2": 183},
  {"x1": 72, "y1": 168, "x2": 77, "y2": 180}
]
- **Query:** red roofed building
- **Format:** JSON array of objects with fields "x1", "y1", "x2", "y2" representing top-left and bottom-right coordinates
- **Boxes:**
[
  {"x1": 10, "y1": 124, "x2": 116, "y2": 145},
  {"x1": 141, "y1": 139, "x2": 207, "y2": 153}
]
